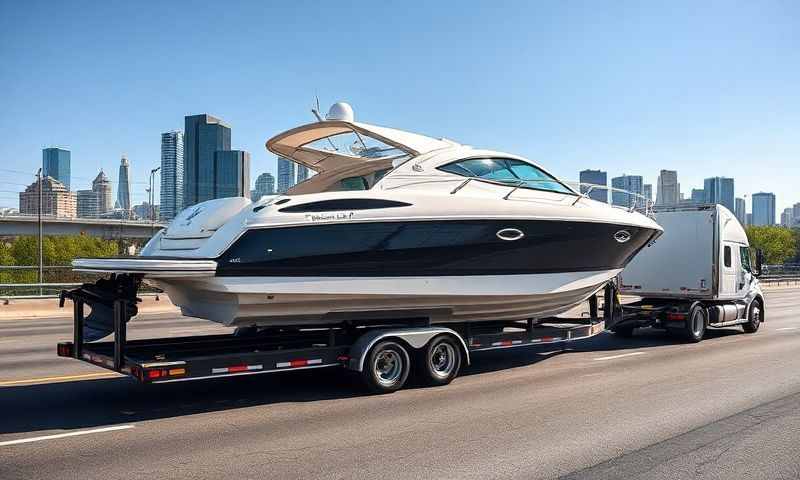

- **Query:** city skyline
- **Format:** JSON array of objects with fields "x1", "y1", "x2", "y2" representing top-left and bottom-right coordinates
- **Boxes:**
[{"x1": 1, "y1": 3, "x2": 797, "y2": 214}]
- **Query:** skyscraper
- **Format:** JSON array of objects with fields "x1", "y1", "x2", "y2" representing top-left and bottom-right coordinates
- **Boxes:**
[
  {"x1": 277, "y1": 157, "x2": 296, "y2": 193},
  {"x1": 213, "y1": 150, "x2": 250, "y2": 199},
  {"x1": 703, "y1": 177, "x2": 735, "y2": 212},
  {"x1": 751, "y1": 192, "x2": 776, "y2": 226},
  {"x1": 656, "y1": 170, "x2": 679, "y2": 206},
  {"x1": 794, "y1": 203, "x2": 800, "y2": 223},
  {"x1": 76, "y1": 189, "x2": 99, "y2": 218},
  {"x1": 611, "y1": 174, "x2": 644, "y2": 208},
  {"x1": 579, "y1": 169, "x2": 608, "y2": 203},
  {"x1": 42, "y1": 147, "x2": 71, "y2": 190},
  {"x1": 253, "y1": 172, "x2": 275, "y2": 201},
  {"x1": 116, "y1": 155, "x2": 131, "y2": 213},
  {"x1": 735, "y1": 197, "x2": 746, "y2": 226},
  {"x1": 781, "y1": 208, "x2": 794, "y2": 227},
  {"x1": 297, "y1": 165, "x2": 310, "y2": 184},
  {"x1": 183, "y1": 114, "x2": 231, "y2": 208},
  {"x1": 160, "y1": 130, "x2": 184, "y2": 220},
  {"x1": 19, "y1": 177, "x2": 76, "y2": 217},
  {"x1": 691, "y1": 189, "x2": 705, "y2": 204},
  {"x1": 643, "y1": 184, "x2": 653, "y2": 203}
]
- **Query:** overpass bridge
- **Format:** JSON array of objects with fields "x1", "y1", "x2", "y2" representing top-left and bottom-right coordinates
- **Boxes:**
[{"x1": 0, "y1": 215, "x2": 166, "y2": 239}]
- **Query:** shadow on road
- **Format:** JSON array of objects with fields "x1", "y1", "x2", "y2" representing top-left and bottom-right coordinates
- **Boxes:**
[{"x1": 0, "y1": 326, "x2": 745, "y2": 436}]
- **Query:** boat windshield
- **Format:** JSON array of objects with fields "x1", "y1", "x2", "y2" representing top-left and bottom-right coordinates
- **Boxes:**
[
  {"x1": 438, "y1": 158, "x2": 575, "y2": 195},
  {"x1": 304, "y1": 131, "x2": 412, "y2": 162}
]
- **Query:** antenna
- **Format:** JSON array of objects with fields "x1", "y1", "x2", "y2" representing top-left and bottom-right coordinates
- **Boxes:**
[{"x1": 311, "y1": 95, "x2": 323, "y2": 122}]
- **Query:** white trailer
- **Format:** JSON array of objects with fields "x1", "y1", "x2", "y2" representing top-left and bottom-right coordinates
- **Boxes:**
[{"x1": 614, "y1": 204, "x2": 765, "y2": 342}]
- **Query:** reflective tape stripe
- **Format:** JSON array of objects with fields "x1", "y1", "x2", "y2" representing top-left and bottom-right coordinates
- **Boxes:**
[
  {"x1": 276, "y1": 359, "x2": 323, "y2": 368},
  {"x1": 211, "y1": 364, "x2": 263, "y2": 374}
]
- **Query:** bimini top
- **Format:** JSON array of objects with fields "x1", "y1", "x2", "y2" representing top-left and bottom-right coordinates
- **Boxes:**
[{"x1": 266, "y1": 120, "x2": 456, "y2": 173}]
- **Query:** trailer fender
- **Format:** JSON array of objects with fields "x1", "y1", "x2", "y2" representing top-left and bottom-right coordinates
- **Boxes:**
[{"x1": 347, "y1": 327, "x2": 470, "y2": 372}]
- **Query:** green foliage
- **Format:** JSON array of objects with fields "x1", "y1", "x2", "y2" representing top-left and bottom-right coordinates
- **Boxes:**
[
  {"x1": 0, "y1": 234, "x2": 119, "y2": 284},
  {"x1": 745, "y1": 226, "x2": 797, "y2": 265}
]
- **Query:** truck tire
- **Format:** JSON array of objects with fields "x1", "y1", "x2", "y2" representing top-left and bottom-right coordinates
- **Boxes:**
[
  {"x1": 416, "y1": 335, "x2": 462, "y2": 386},
  {"x1": 681, "y1": 304, "x2": 707, "y2": 343},
  {"x1": 742, "y1": 299, "x2": 762, "y2": 333},
  {"x1": 362, "y1": 340, "x2": 411, "y2": 394}
]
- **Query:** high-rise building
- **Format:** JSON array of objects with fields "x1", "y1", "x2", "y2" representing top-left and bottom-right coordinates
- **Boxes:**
[
  {"x1": 253, "y1": 172, "x2": 276, "y2": 201},
  {"x1": 643, "y1": 184, "x2": 653, "y2": 203},
  {"x1": 735, "y1": 197, "x2": 747, "y2": 225},
  {"x1": 751, "y1": 192, "x2": 776, "y2": 226},
  {"x1": 793, "y1": 203, "x2": 800, "y2": 224},
  {"x1": 611, "y1": 174, "x2": 644, "y2": 208},
  {"x1": 19, "y1": 176, "x2": 76, "y2": 217},
  {"x1": 781, "y1": 208, "x2": 794, "y2": 227},
  {"x1": 277, "y1": 157, "x2": 296, "y2": 193},
  {"x1": 42, "y1": 147, "x2": 71, "y2": 190},
  {"x1": 76, "y1": 189, "x2": 99, "y2": 218},
  {"x1": 746, "y1": 213, "x2": 752, "y2": 226},
  {"x1": 160, "y1": 130, "x2": 184, "y2": 220},
  {"x1": 183, "y1": 114, "x2": 232, "y2": 208},
  {"x1": 579, "y1": 169, "x2": 608, "y2": 203},
  {"x1": 92, "y1": 170, "x2": 113, "y2": 214},
  {"x1": 691, "y1": 188, "x2": 705, "y2": 204},
  {"x1": 703, "y1": 177, "x2": 735, "y2": 212},
  {"x1": 116, "y1": 155, "x2": 131, "y2": 214},
  {"x1": 213, "y1": 150, "x2": 250, "y2": 199},
  {"x1": 297, "y1": 165, "x2": 311, "y2": 185},
  {"x1": 656, "y1": 170, "x2": 679, "y2": 206}
]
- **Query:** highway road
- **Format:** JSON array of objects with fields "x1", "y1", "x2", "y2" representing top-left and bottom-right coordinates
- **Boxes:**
[{"x1": 1, "y1": 288, "x2": 799, "y2": 479}]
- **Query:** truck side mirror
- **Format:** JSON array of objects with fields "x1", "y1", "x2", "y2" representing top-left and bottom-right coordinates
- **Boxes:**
[{"x1": 754, "y1": 249, "x2": 764, "y2": 277}]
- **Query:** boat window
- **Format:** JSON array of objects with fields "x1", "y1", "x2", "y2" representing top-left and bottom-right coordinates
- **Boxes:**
[
  {"x1": 340, "y1": 176, "x2": 369, "y2": 191},
  {"x1": 305, "y1": 132, "x2": 411, "y2": 161},
  {"x1": 724, "y1": 245, "x2": 732, "y2": 268},
  {"x1": 740, "y1": 246, "x2": 751, "y2": 272},
  {"x1": 438, "y1": 158, "x2": 573, "y2": 194}
]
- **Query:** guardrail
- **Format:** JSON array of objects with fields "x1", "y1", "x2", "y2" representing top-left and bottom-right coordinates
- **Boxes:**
[{"x1": 759, "y1": 275, "x2": 800, "y2": 287}]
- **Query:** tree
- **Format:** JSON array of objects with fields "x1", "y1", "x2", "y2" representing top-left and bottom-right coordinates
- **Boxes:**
[{"x1": 745, "y1": 226, "x2": 797, "y2": 265}]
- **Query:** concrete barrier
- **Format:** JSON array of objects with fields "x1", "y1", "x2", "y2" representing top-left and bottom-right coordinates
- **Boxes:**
[{"x1": 0, "y1": 294, "x2": 180, "y2": 320}]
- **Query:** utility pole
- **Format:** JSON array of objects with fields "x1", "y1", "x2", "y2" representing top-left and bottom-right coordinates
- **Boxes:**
[
  {"x1": 149, "y1": 167, "x2": 160, "y2": 236},
  {"x1": 36, "y1": 168, "x2": 43, "y2": 295}
]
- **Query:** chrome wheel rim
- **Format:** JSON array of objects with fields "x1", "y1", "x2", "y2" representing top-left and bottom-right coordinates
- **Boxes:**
[
  {"x1": 752, "y1": 306, "x2": 761, "y2": 326},
  {"x1": 429, "y1": 342, "x2": 456, "y2": 379},
  {"x1": 691, "y1": 310, "x2": 704, "y2": 336},
  {"x1": 374, "y1": 350, "x2": 403, "y2": 386}
]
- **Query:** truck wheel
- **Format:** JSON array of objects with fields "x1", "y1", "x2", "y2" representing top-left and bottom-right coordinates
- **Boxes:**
[
  {"x1": 417, "y1": 335, "x2": 462, "y2": 386},
  {"x1": 742, "y1": 299, "x2": 762, "y2": 333},
  {"x1": 682, "y1": 305, "x2": 707, "y2": 343},
  {"x1": 362, "y1": 341, "x2": 411, "y2": 394}
]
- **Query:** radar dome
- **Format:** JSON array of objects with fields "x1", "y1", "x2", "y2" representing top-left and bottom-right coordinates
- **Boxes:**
[{"x1": 326, "y1": 102, "x2": 354, "y2": 122}]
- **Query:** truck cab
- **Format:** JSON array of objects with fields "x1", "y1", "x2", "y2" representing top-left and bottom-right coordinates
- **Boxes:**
[{"x1": 614, "y1": 204, "x2": 764, "y2": 342}]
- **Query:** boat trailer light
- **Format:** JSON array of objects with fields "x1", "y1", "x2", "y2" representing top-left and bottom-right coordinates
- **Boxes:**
[
  {"x1": 57, "y1": 343, "x2": 73, "y2": 357},
  {"x1": 666, "y1": 313, "x2": 687, "y2": 321}
]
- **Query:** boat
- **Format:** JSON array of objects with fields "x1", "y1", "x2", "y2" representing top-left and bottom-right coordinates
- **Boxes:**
[{"x1": 73, "y1": 103, "x2": 662, "y2": 340}]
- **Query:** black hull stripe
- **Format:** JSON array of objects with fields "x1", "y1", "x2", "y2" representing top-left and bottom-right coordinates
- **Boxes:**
[{"x1": 216, "y1": 220, "x2": 657, "y2": 277}]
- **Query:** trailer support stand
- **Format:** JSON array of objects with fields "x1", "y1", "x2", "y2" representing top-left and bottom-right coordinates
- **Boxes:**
[
  {"x1": 73, "y1": 299, "x2": 84, "y2": 359},
  {"x1": 113, "y1": 299, "x2": 128, "y2": 371}
]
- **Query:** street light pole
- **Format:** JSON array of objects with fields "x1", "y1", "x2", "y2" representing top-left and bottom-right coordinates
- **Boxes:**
[
  {"x1": 149, "y1": 167, "x2": 160, "y2": 235},
  {"x1": 36, "y1": 168, "x2": 43, "y2": 295}
]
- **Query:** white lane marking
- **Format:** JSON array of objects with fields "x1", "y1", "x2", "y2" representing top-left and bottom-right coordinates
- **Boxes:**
[
  {"x1": 593, "y1": 352, "x2": 646, "y2": 361},
  {"x1": 776, "y1": 327, "x2": 799, "y2": 331},
  {"x1": 0, "y1": 425, "x2": 134, "y2": 447}
]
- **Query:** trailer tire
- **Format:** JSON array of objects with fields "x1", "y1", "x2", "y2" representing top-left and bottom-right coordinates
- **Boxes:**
[
  {"x1": 416, "y1": 335, "x2": 462, "y2": 387},
  {"x1": 742, "y1": 299, "x2": 762, "y2": 334},
  {"x1": 680, "y1": 304, "x2": 707, "y2": 343},
  {"x1": 362, "y1": 340, "x2": 411, "y2": 394}
]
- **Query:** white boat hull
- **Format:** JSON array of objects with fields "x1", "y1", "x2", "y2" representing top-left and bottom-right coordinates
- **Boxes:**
[{"x1": 152, "y1": 269, "x2": 621, "y2": 327}]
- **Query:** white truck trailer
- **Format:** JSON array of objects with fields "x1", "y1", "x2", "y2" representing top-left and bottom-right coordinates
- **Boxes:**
[{"x1": 614, "y1": 204, "x2": 765, "y2": 342}]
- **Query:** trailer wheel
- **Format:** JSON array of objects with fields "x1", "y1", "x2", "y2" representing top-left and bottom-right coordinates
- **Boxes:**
[
  {"x1": 417, "y1": 335, "x2": 462, "y2": 386},
  {"x1": 742, "y1": 299, "x2": 762, "y2": 333},
  {"x1": 681, "y1": 304, "x2": 707, "y2": 343},
  {"x1": 362, "y1": 341, "x2": 411, "y2": 394}
]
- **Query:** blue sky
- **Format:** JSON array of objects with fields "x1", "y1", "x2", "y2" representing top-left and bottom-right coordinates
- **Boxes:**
[{"x1": 1, "y1": 1, "x2": 798, "y2": 212}]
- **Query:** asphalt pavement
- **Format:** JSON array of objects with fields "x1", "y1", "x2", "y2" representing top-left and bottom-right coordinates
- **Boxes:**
[{"x1": 1, "y1": 288, "x2": 799, "y2": 479}]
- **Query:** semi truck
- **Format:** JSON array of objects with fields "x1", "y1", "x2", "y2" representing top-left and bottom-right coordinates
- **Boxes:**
[{"x1": 615, "y1": 204, "x2": 765, "y2": 342}]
